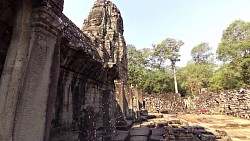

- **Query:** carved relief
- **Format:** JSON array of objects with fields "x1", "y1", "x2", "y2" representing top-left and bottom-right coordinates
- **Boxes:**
[{"x1": 82, "y1": 0, "x2": 127, "y2": 76}]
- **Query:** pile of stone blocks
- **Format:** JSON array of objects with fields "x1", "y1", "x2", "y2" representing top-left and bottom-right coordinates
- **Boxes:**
[
  {"x1": 143, "y1": 87, "x2": 250, "y2": 120},
  {"x1": 184, "y1": 87, "x2": 250, "y2": 119}
]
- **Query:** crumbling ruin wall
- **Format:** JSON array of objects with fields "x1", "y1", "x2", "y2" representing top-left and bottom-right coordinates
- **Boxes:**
[
  {"x1": 143, "y1": 93, "x2": 183, "y2": 113},
  {"x1": 114, "y1": 84, "x2": 144, "y2": 119},
  {"x1": 142, "y1": 87, "x2": 250, "y2": 120},
  {"x1": 50, "y1": 0, "x2": 127, "y2": 140},
  {"x1": 184, "y1": 87, "x2": 250, "y2": 119}
]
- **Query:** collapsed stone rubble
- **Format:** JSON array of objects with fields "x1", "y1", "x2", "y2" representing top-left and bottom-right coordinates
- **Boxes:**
[
  {"x1": 143, "y1": 87, "x2": 250, "y2": 120},
  {"x1": 113, "y1": 114, "x2": 231, "y2": 141},
  {"x1": 184, "y1": 87, "x2": 250, "y2": 119}
]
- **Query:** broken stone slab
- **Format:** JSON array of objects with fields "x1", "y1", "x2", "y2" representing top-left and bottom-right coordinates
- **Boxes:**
[
  {"x1": 130, "y1": 127, "x2": 150, "y2": 136},
  {"x1": 194, "y1": 130, "x2": 216, "y2": 141},
  {"x1": 155, "y1": 114, "x2": 163, "y2": 118},
  {"x1": 129, "y1": 136, "x2": 148, "y2": 141},
  {"x1": 117, "y1": 130, "x2": 129, "y2": 134},
  {"x1": 153, "y1": 120, "x2": 169, "y2": 127},
  {"x1": 169, "y1": 118, "x2": 181, "y2": 124},
  {"x1": 176, "y1": 132, "x2": 195, "y2": 141},
  {"x1": 199, "y1": 133, "x2": 216, "y2": 141},
  {"x1": 165, "y1": 134, "x2": 175, "y2": 140},
  {"x1": 151, "y1": 127, "x2": 167, "y2": 136},
  {"x1": 149, "y1": 135, "x2": 164, "y2": 141},
  {"x1": 113, "y1": 132, "x2": 129, "y2": 141},
  {"x1": 146, "y1": 123, "x2": 156, "y2": 128},
  {"x1": 146, "y1": 115, "x2": 157, "y2": 119},
  {"x1": 127, "y1": 120, "x2": 133, "y2": 127},
  {"x1": 215, "y1": 129, "x2": 227, "y2": 137},
  {"x1": 165, "y1": 126, "x2": 174, "y2": 134}
]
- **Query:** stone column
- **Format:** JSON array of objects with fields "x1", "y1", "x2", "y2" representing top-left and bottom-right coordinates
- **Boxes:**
[
  {"x1": 13, "y1": 2, "x2": 63, "y2": 141},
  {"x1": 0, "y1": 0, "x2": 63, "y2": 141},
  {"x1": 102, "y1": 90, "x2": 116, "y2": 140},
  {"x1": 0, "y1": 0, "x2": 33, "y2": 140},
  {"x1": 115, "y1": 80, "x2": 125, "y2": 115}
]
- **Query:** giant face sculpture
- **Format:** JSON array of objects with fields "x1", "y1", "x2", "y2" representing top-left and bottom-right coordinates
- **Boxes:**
[{"x1": 89, "y1": 8, "x2": 103, "y2": 26}]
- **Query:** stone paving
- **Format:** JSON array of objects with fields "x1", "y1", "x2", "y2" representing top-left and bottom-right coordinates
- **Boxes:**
[
  {"x1": 178, "y1": 114, "x2": 250, "y2": 141},
  {"x1": 52, "y1": 113, "x2": 250, "y2": 140},
  {"x1": 114, "y1": 113, "x2": 224, "y2": 141}
]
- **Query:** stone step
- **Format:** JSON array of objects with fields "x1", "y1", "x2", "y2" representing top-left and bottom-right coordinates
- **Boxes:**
[
  {"x1": 151, "y1": 127, "x2": 167, "y2": 136},
  {"x1": 129, "y1": 136, "x2": 148, "y2": 141},
  {"x1": 130, "y1": 127, "x2": 150, "y2": 136},
  {"x1": 149, "y1": 135, "x2": 164, "y2": 141},
  {"x1": 113, "y1": 133, "x2": 129, "y2": 141}
]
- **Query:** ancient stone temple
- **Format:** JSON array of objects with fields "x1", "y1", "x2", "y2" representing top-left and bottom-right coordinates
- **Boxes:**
[{"x1": 0, "y1": 0, "x2": 130, "y2": 141}]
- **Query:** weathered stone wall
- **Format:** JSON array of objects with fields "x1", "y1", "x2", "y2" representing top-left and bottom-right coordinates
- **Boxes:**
[
  {"x1": 50, "y1": 0, "x2": 128, "y2": 141},
  {"x1": 0, "y1": 0, "x2": 63, "y2": 141},
  {"x1": 184, "y1": 87, "x2": 250, "y2": 119},
  {"x1": 0, "y1": 0, "x2": 130, "y2": 141},
  {"x1": 143, "y1": 93, "x2": 183, "y2": 113},
  {"x1": 142, "y1": 87, "x2": 250, "y2": 120},
  {"x1": 0, "y1": 0, "x2": 14, "y2": 77}
]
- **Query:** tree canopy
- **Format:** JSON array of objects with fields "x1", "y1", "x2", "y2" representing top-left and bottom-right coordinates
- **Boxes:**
[
  {"x1": 127, "y1": 19, "x2": 250, "y2": 96},
  {"x1": 191, "y1": 42, "x2": 214, "y2": 64},
  {"x1": 217, "y1": 20, "x2": 250, "y2": 85}
]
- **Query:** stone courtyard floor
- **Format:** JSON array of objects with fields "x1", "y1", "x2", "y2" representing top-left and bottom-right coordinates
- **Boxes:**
[
  {"x1": 114, "y1": 113, "x2": 250, "y2": 141},
  {"x1": 178, "y1": 114, "x2": 250, "y2": 141},
  {"x1": 51, "y1": 113, "x2": 250, "y2": 141}
]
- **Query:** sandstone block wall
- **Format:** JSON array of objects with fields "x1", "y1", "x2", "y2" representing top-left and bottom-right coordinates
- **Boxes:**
[
  {"x1": 143, "y1": 93, "x2": 183, "y2": 113},
  {"x1": 184, "y1": 87, "x2": 250, "y2": 119},
  {"x1": 142, "y1": 87, "x2": 250, "y2": 120}
]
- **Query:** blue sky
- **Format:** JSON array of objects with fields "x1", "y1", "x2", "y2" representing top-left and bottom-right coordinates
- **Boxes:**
[{"x1": 63, "y1": 0, "x2": 250, "y2": 66}]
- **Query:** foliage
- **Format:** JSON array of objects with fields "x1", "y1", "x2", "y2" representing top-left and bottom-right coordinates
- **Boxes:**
[
  {"x1": 139, "y1": 69, "x2": 174, "y2": 94},
  {"x1": 191, "y1": 42, "x2": 214, "y2": 64},
  {"x1": 127, "y1": 20, "x2": 250, "y2": 96},
  {"x1": 153, "y1": 38, "x2": 184, "y2": 68},
  {"x1": 208, "y1": 64, "x2": 243, "y2": 90},
  {"x1": 217, "y1": 19, "x2": 250, "y2": 85},
  {"x1": 217, "y1": 20, "x2": 250, "y2": 62},
  {"x1": 178, "y1": 42, "x2": 215, "y2": 95},
  {"x1": 153, "y1": 38, "x2": 184, "y2": 93},
  {"x1": 127, "y1": 44, "x2": 174, "y2": 94},
  {"x1": 178, "y1": 62, "x2": 215, "y2": 95}
]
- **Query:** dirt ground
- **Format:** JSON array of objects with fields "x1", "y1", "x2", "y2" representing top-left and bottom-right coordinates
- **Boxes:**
[{"x1": 178, "y1": 114, "x2": 250, "y2": 141}]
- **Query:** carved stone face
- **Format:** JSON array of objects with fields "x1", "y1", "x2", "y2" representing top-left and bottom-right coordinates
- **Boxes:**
[{"x1": 89, "y1": 8, "x2": 103, "y2": 26}]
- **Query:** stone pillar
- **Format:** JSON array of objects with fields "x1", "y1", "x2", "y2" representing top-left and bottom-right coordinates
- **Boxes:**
[
  {"x1": 0, "y1": 0, "x2": 63, "y2": 140},
  {"x1": 102, "y1": 90, "x2": 116, "y2": 140},
  {"x1": 124, "y1": 85, "x2": 133, "y2": 117},
  {"x1": 13, "y1": 2, "x2": 62, "y2": 140},
  {"x1": 0, "y1": 0, "x2": 33, "y2": 140},
  {"x1": 137, "y1": 88, "x2": 143, "y2": 109},
  {"x1": 115, "y1": 80, "x2": 125, "y2": 117}
]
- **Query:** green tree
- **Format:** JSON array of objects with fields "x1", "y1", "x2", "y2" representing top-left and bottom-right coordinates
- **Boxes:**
[
  {"x1": 191, "y1": 42, "x2": 214, "y2": 64},
  {"x1": 127, "y1": 44, "x2": 145, "y2": 85},
  {"x1": 209, "y1": 64, "x2": 243, "y2": 90},
  {"x1": 217, "y1": 20, "x2": 250, "y2": 62},
  {"x1": 179, "y1": 63, "x2": 214, "y2": 95},
  {"x1": 127, "y1": 44, "x2": 176, "y2": 95},
  {"x1": 153, "y1": 38, "x2": 184, "y2": 93},
  {"x1": 178, "y1": 42, "x2": 215, "y2": 95},
  {"x1": 217, "y1": 20, "x2": 250, "y2": 85}
]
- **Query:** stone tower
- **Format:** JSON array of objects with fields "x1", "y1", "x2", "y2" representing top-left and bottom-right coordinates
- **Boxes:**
[{"x1": 83, "y1": 0, "x2": 127, "y2": 81}]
